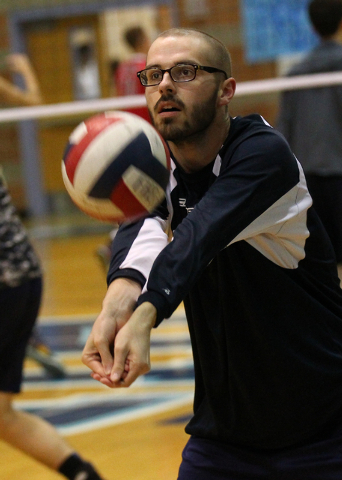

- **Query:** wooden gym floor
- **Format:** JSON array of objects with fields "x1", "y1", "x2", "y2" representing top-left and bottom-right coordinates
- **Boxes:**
[
  {"x1": 1, "y1": 212, "x2": 341, "y2": 480},
  {"x1": 0, "y1": 213, "x2": 192, "y2": 480}
]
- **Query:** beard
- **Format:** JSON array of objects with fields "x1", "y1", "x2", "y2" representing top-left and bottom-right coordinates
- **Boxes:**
[{"x1": 149, "y1": 88, "x2": 219, "y2": 143}]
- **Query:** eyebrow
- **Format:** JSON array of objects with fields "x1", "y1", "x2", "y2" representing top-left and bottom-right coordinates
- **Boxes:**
[{"x1": 145, "y1": 60, "x2": 197, "y2": 70}]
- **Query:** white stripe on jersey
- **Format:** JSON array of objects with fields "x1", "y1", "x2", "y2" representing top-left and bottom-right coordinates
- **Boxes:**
[
  {"x1": 229, "y1": 160, "x2": 312, "y2": 268},
  {"x1": 119, "y1": 217, "x2": 169, "y2": 290}
]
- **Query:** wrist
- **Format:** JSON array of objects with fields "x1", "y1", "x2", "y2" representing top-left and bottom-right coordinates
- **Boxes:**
[
  {"x1": 135, "y1": 302, "x2": 157, "y2": 329},
  {"x1": 102, "y1": 278, "x2": 142, "y2": 317},
  {"x1": 136, "y1": 291, "x2": 170, "y2": 327},
  {"x1": 106, "y1": 277, "x2": 142, "y2": 298}
]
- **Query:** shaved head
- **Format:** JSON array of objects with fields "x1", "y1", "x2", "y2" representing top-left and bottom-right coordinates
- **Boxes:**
[{"x1": 156, "y1": 28, "x2": 232, "y2": 77}]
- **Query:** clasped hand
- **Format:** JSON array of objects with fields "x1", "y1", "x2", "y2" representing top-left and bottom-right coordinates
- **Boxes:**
[{"x1": 81, "y1": 278, "x2": 157, "y2": 387}]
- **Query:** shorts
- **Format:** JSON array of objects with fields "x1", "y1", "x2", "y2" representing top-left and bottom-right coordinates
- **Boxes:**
[
  {"x1": 178, "y1": 424, "x2": 342, "y2": 480},
  {"x1": 0, "y1": 276, "x2": 42, "y2": 393}
]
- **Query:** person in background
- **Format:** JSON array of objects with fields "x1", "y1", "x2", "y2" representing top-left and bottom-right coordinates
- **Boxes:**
[
  {"x1": 115, "y1": 26, "x2": 150, "y2": 97},
  {"x1": 74, "y1": 44, "x2": 101, "y2": 100},
  {"x1": 108, "y1": 59, "x2": 120, "y2": 96},
  {"x1": 0, "y1": 53, "x2": 66, "y2": 378},
  {"x1": 277, "y1": 0, "x2": 342, "y2": 264},
  {"x1": 114, "y1": 25, "x2": 151, "y2": 122},
  {"x1": 83, "y1": 28, "x2": 342, "y2": 479},
  {"x1": 0, "y1": 53, "x2": 106, "y2": 480},
  {"x1": 0, "y1": 53, "x2": 42, "y2": 105}
]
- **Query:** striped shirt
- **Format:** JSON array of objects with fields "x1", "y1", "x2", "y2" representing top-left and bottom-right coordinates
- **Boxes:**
[{"x1": 0, "y1": 170, "x2": 41, "y2": 288}]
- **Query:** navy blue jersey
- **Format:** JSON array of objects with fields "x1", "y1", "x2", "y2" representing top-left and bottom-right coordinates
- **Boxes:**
[{"x1": 107, "y1": 114, "x2": 342, "y2": 449}]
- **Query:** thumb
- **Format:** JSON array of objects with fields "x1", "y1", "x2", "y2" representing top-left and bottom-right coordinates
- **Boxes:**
[
  {"x1": 110, "y1": 343, "x2": 128, "y2": 383},
  {"x1": 97, "y1": 341, "x2": 115, "y2": 376}
]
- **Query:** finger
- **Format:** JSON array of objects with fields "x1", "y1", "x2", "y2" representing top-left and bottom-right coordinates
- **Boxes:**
[
  {"x1": 91, "y1": 372, "x2": 117, "y2": 388},
  {"x1": 82, "y1": 334, "x2": 114, "y2": 376},
  {"x1": 116, "y1": 359, "x2": 150, "y2": 387},
  {"x1": 83, "y1": 356, "x2": 106, "y2": 377},
  {"x1": 81, "y1": 344, "x2": 100, "y2": 368},
  {"x1": 110, "y1": 344, "x2": 129, "y2": 384},
  {"x1": 95, "y1": 339, "x2": 115, "y2": 376},
  {"x1": 81, "y1": 342, "x2": 106, "y2": 376},
  {"x1": 117, "y1": 360, "x2": 130, "y2": 381}
]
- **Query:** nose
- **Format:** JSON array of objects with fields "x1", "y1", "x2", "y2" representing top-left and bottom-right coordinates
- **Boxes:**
[{"x1": 158, "y1": 71, "x2": 176, "y2": 94}]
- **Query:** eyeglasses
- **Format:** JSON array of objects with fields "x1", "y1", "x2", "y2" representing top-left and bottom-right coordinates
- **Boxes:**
[{"x1": 137, "y1": 63, "x2": 228, "y2": 87}]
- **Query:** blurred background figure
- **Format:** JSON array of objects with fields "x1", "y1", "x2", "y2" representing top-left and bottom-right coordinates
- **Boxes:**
[
  {"x1": 73, "y1": 43, "x2": 101, "y2": 100},
  {"x1": 0, "y1": 53, "x2": 105, "y2": 480},
  {"x1": 108, "y1": 58, "x2": 120, "y2": 96},
  {"x1": 114, "y1": 25, "x2": 151, "y2": 122},
  {"x1": 277, "y1": 0, "x2": 342, "y2": 264},
  {"x1": 115, "y1": 25, "x2": 150, "y2": 97},
  {"x1": 0, "y1": 53, "x2": 42, "y2": 106},
  {"x1": 0, "y1": 52, "x2": 65, "y2": 377}
]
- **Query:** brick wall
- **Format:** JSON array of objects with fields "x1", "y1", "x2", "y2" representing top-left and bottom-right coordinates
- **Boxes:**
[{"x1": 175, "y1": 0, "x2": 279, "y2": 123}]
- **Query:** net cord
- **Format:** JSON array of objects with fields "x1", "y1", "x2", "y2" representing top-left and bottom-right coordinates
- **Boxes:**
[{"x1": 0, "y1": 70, "x2": 341, "y2": 123}]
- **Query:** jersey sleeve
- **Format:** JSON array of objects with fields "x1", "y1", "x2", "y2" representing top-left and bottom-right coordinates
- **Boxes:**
[
  {"x1": 106, "y1": 202, "x2": 170, "y2": 290},
  {"x1": 137, "y1": 129, "x2": 312, "y2": 324}
]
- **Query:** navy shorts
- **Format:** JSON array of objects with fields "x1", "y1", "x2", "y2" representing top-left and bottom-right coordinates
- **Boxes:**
[
  {"x1": 0, "y1": 277, "x2": 42, "y2": 393},
  {"x1": 178, "y1": 424, "x2": 342, "y2": 480}
]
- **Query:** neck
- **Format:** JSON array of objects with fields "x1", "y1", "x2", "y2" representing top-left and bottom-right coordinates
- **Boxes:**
[{"x1": 169, "y1": 116, "x2": 230, "y2": 173}]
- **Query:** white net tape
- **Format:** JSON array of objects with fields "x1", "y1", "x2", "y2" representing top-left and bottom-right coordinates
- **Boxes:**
[{"x1": 1, "y1": 71, "x2": 342, "y2": 123}]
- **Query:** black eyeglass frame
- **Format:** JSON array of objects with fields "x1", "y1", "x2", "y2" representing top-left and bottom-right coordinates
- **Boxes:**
[{"x1": 137, "y1": 63, "x2": 228, "y2": 87}]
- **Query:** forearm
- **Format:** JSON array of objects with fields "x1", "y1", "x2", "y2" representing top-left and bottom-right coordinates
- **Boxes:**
[
  {"x1": 0, "y1": 54, "x2": 43, "y2": 106},
  {"x1": 0, "y1": 76, "x2": 41, "y2": 106},
  {"x1": 20, "y1": 61, "x2": 43, "y2": 104}
]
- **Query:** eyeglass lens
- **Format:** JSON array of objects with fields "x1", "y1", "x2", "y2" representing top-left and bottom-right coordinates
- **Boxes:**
[{"x1": 142, "y1": 65, "x2": 197, "y2": 85}]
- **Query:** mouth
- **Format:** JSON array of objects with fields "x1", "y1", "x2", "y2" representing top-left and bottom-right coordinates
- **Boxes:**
[{"x1": 156, "y1": 100, "x2": 182, "y2": 116}]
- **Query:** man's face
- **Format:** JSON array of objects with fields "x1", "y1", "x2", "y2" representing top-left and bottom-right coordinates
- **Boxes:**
[{"x1": 145, "y1": 35, "x2": 222, "y2": 143}]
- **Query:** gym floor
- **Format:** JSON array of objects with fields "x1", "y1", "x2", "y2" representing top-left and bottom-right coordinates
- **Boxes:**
[
  {"x1": 0, "y1": 212, "x2": 192, "y2": 480},
  {"x1": 1, "y1": 211, "x2": 341, "y2": 480}
]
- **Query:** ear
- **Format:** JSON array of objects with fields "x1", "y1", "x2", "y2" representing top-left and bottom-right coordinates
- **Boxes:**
[{"x1": 218, "y1": 77, "x2": 236, "y2": 107}]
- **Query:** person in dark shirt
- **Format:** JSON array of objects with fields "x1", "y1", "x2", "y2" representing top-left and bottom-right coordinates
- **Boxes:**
[
  {"x1": 277, "y1": 0, "x2": 342, "y2": 264},
  {"x1": 82, "y1": 28, "x2": 342, "y2": 479}
]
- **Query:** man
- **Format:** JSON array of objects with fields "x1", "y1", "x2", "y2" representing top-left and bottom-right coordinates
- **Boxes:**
[
  {"x1": 0, "y1": 53, "x2": 105, "y2": 480},
  {"x1": 277, "y1": 0, "x2": 342, "y2": 264},
  {"x1": 82, "y1": 28, "x2": 342, "y2": 479}
]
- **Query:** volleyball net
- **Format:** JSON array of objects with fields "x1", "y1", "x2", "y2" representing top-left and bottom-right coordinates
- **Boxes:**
[
  {"x1": 1, "y1": 70, "x2": 341, "y2": 219},
  {"x1": 0, "y1": 70, "x2": 341, "y2": 123}
]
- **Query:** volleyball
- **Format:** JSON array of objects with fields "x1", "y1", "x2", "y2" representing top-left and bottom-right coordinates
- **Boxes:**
[{"x1": 62, "y1": 111, "x2": 170, "y2": 223}]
